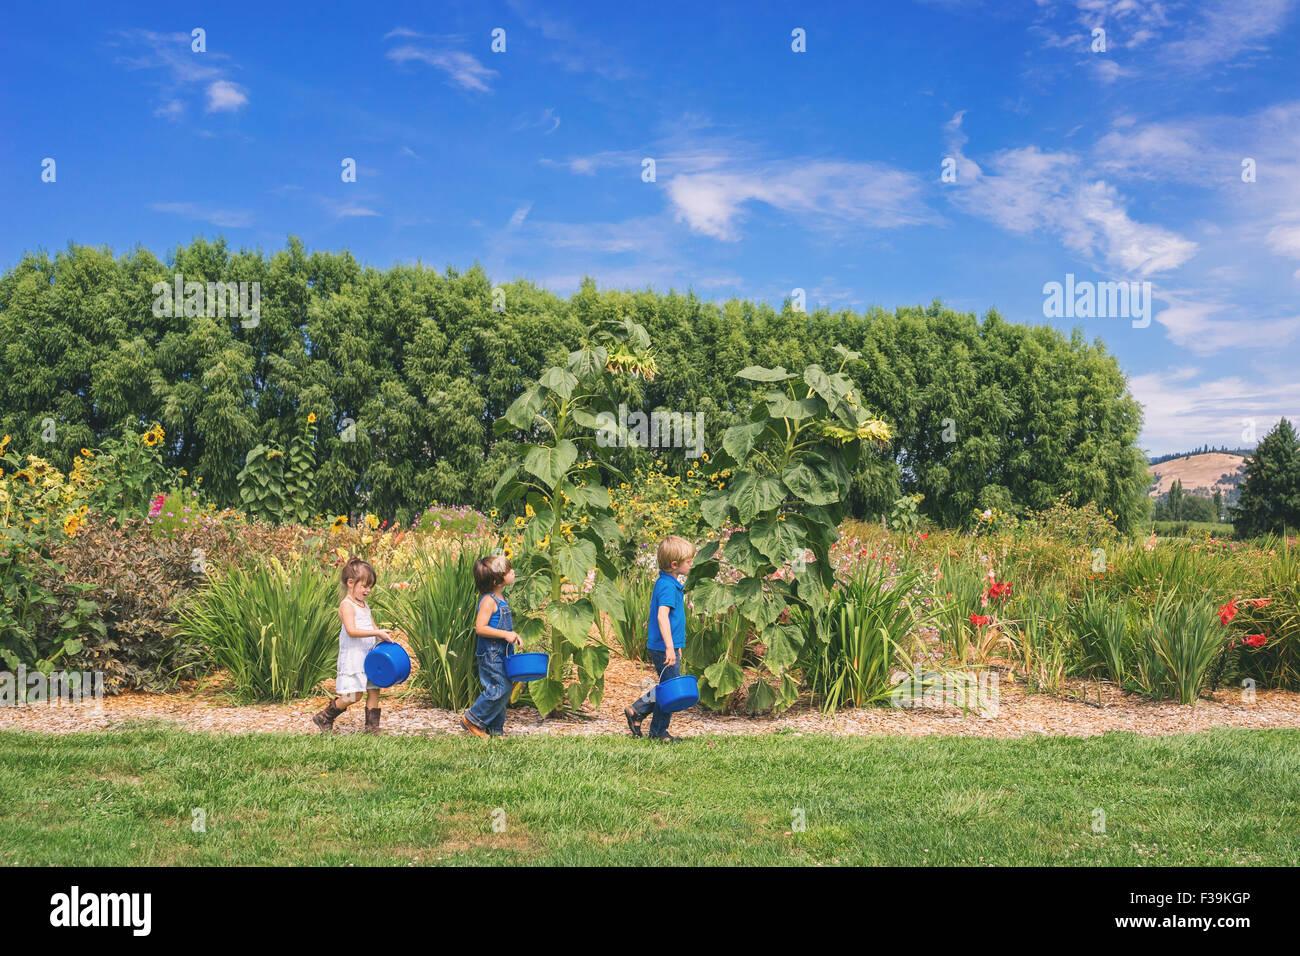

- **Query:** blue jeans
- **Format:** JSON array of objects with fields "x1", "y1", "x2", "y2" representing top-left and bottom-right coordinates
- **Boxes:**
[
  {"x1": 467, "y1": 637, "x2": 510, "y2": 735},
  {"x1": 630, "y1": 648, "x2": 681, "y2": 738}
]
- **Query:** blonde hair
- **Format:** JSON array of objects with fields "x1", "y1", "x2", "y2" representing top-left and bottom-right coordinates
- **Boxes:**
[{"x1": 657, "y1": 535, "x2": 696, "y2": 571}]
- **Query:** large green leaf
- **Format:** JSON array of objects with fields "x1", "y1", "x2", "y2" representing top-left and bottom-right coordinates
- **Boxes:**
[
  {"x1": 781, "y1": 459, "x2": 840, "y2": 506},
  {"x1": 764, "y1": 624, "x2": 805, "y2": 671},
  {"x1": 722, "y1": 421, "x2": 766, "y2": 460},
  {"x1": 776, "y1": 672, "x2": 801, "y2": 712},
  {"x1": 746, "y1": 678, "x2": 776, "y2": 714},
  {"x1": 539, "y1": 366, "x2": 578, "y2": 399},
  {"x1": 749, "y1": 515, "x2": 805, "y2": 565},
  {"x1": 568, "y1": 345, "x2": 609, "y2": 381},
  {"x1": 504, "y1": 386, "x2": 545, "y2": 429},
  {"x1": 765, "y1": 391, "x2": 821, "y2": 421},
  {"x1": 703, "y1": 658, "x2": 745, "y2": 696},
  {"x1": 700, "y1": 489, "x2": 732, "y2": 528},
  {"x1": 720, "y1": 531, "x2": 762, "y2": 576},
  {"x1": 729, "y1": 472, "x2": 785, "y2": 525},
  {"x1": 585, "y1": 512, "x2": 622, "y2": 549},
  {"x1": 562, "y1": 480, "x2": 610, "y2": 510},
  {"x1": 522, "y1": 440, "x2": 577, "y2": 488},
  {"x1": 589, "y1": 578, "x2": 626, "y2": 621},
  {"x1": 528, "y1": 676, "x2": 565, "y2": 716},
  {"x1": 737, "y1": 365, "x2": 794, "y2": 382},
  {"x1": 691, "y1": 577, "x2": 736, "y2": 616},
  {"x1": 547, "y1": 599, "x2": 596, "y2": 651},
  {"x1": 554, "y1": 538, "x2": 598, "y2": 584}
]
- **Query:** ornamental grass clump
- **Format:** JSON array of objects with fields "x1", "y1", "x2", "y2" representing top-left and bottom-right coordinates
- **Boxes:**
[
  {"x1": 608, "y1": 570, "x2": 655, "y2": 662},
  {"x1": 806, "y1": 562, "x2": 926, "y2": 713},
  {"x1": 373, "y1": 545, "x2": 486, "y2": 709},
  {"x1": 176, "y1": 556, "x2": 339, "y2": 702}
]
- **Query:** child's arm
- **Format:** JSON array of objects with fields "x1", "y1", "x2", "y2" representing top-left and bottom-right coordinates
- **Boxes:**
[
  {"x1": 658, "y1": 605, "x2": 676, "y2": 665},
  {"x1": 340, "y1": 601, "x2": 392, "y2": 641},
  {"x1": 475, "y1": 595, "x2": 521, "y2": 645}
]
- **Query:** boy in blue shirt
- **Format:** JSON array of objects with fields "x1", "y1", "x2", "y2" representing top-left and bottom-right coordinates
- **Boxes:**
[{"x1": 625, "y1": 535, "x2": 696, "y2": 742}]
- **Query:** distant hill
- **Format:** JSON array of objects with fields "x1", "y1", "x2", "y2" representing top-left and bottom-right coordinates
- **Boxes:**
[
  {"x1": 1149, "y1": 446, "x2": 1255, "y2": 466},
  {"x1": 1148, "y1": 452, "x2": 1247, "y2": 499}
]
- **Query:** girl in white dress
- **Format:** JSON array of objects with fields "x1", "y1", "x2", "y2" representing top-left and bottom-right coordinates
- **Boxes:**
[{"x1": 313, "y1": 557, "x2": 393, "y2": 734}]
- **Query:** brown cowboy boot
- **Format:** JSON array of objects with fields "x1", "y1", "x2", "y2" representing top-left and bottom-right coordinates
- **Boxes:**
[
  {"x1": 363, "y1": 707, "x2": 382, "y2": 735},
  {"x1": 312, "y1": 699, "x2": 344, "y2": 733}
]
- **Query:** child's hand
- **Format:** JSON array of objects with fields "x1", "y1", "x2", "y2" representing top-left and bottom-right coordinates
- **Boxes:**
[
  {"x1": 508, "y1": 631, "x2": 522, "y2": 646},
  {"x1": 378, "y1": 629, "x2": 394, "y2": 642},
  {"x1": 664, "y1": 647, "x2": 677, "y2": 667}
]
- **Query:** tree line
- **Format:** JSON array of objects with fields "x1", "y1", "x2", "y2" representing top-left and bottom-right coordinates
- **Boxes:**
[{"x1": 0, "y1": 238, "x2": 1153, "y2": 531}]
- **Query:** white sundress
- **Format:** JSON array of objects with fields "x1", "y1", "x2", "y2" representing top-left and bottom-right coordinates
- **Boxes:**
[{"x1": 336, "y1": 597, "x2": 378, "y2": 695}]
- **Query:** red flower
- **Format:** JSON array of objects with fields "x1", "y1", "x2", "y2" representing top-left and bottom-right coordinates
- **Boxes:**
[
  {"x1": 1217, "y1": 599, "x2": 1238, "y2": 626},
  {"x1": 987, "y1": 581, "x2": 1013, "y2": 600},
  {"x1": 919, "y1": 532, "x2": 929, "y2": 540},
  {"x1": 969, "y1": 613, "x2": 992, "y2": 628},
  {"x1": 1249, "y1": 598, "x2": 1271, "y2": 608},
  {"x1": 1243, "y1": 633, "x2": 1267, "y2": 648}
]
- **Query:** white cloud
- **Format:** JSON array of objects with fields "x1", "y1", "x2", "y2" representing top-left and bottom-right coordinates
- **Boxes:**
[
  {"x1": 1153, "y1": 292, "x2": 1300, "y2": 353},
  {"x1": 386, "y1": 46, "x2": 498, "y2": 92},
  {"x1": 508, "y1": 202, "x2": 533, "y2": 228},
  {"x1": 944, "y1": 113, "x2": 1197, "y2": 276},
  {"x1": 112, "y1": 29, "x2": 248, "y2": 118},
  {"x1": 1130, "y1": 366, "x2": 1300, "y2": 453},
  {"x1": 149, "y1": 202, "x2": 253, "y2": 228},
  {"x1": 205, "y1": 80, "x2": 247, "y2": 113}
]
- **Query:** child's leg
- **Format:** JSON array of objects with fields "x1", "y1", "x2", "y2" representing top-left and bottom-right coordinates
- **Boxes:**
[
  {"x1": 366, "y1": 688, "x2": 380, "y2": 709},
  {"x1": 466, "y1": 642, "x2": 508, "y2": 731},
  {"x1": 630, "y1": 649, "x2": 665, "y2": 720},
  {"x1": 647, "y1": 652, "x2": 680, "y2": 738}
]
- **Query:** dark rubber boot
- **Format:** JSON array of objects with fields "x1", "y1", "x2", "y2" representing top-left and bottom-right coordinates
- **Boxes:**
[
  {"x1": 363, "y1": 707, "x2": 382, "y2": 735},
  {"x1": 312, "y1": 701, "x2": 344, "y2": 733}
]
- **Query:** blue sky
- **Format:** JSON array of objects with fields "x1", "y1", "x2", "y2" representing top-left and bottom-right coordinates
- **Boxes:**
[{"x1": 3, "y1": 0, "x2": 1299, "y2": 455}]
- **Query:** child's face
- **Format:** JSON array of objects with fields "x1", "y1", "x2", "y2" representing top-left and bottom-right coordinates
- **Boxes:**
[
  {"x1": 349, "y1": 577, "x2": 373, "y2": 600},
  {"x1": 503, "y1": 567, "x2": 516, "y2": 587},
  {"x1": 671, "y1": 556, "x2": 694, "y2": 577}
]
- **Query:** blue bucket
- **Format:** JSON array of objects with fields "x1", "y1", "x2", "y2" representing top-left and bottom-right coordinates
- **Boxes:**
[
  {"x1": 505, "y1": 651, "x2": 549, "y2": 683},
  {"x1": 655, "y1": 674, "x2": 699, "y2": 713},
  {"x1": 364, "y1": 642, "x2": 411, "y2": 687}
]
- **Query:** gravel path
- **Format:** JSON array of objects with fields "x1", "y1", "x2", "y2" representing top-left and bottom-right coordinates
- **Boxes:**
[{"x1": 3, "y1": 655, "x2": 1297, "y2": 739}]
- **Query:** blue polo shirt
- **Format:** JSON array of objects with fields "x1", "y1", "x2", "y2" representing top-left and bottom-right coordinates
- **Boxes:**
[{"x1": 646, "y1": 572, "x2": 686, "y2": 651}]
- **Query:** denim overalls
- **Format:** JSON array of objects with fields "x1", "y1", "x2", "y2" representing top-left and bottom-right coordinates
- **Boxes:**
[{"x1": 466, "y1": 593, "x2": 513, "y2": 735}]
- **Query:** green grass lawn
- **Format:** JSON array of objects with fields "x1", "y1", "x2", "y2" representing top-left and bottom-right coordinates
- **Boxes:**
[{"x1": 2, "y1": 725, "x2": 1296, "y2": 866}]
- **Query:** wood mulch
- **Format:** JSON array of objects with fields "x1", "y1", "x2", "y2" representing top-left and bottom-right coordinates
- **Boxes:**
[{"x1": 3, "y1": 648, "x2": 1298, "y2": 739}]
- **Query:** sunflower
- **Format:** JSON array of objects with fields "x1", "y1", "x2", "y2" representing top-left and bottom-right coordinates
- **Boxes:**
[
  {"x1": 142, "y1": 424, "x2": 165, "y2": 447},
  {"x1": 307, "y1": 412, "x2": 317, "y2": 425},
  {"x1": 0, "y1": 434, "x2": 10, "y2": 455},
  {"x1": 63, "y1": 513, "x2": 81, "y2": 537},
  {"x1": 330, "y1": 515, "x2": 348, "y2": 532}
]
